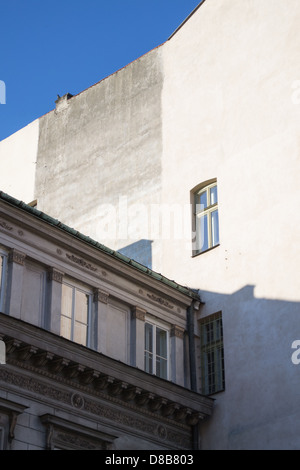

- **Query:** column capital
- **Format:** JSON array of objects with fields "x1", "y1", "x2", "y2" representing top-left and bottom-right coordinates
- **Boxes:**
[
  {"x1": 170, "y1": 325, "x2": 185, "y2": 339},
  {"x1": 93, "y1": 289, "x2": 109, "y2": 304},
  {"x1": 8, "y1": 249, "x2": 26, "y2": 266},
  {"x1": 47, "y1": 268, "x2": 64, "y2": 283},
  {"x1": 131, "y1": 306, "x2": 146, "y2": 322}
]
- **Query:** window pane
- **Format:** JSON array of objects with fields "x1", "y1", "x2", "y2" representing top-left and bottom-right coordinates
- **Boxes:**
[
  {"x1": 210, "y1": 185, "x2": 218, "y2": 205},
  {"x1": 0, "y1": 256, "x2": 3, "y2": 289},
  {"x1": 196, "y1": 214, "x2": 208, "y2": 252},
  {"x1": 144, "y1": 351, "x2": 153, "y2": 374},
  {"x1": 211, "y1": 209, "x2": 219, "y2": 246},
  {"x1": 204, "y1": 323, "x2": 214, "y2": 345},
  {"x1": 200, "y1": 313, "x2": 225, "y2": 394},
  {"x1": 60, "y1": 315, "x2": 72, "y2": 340},
  {"x1": 145, "y1": 324, "x2": 153, "y2": 374},
  {"x1": 156, "y1": 357, "x2": 167, "y2": 379},
  {"x1": 195, "y1": 190, "x2": 207, "y2": 213},
  {"x1": 156, "y1": 328, "x2": 167, "y2": 359},
  {"x1": 75, "y1": 290, "x2": 89, "y2": 324},
  {"x1": 145, "y1": 323, "x2": 153, "y2": 353},
  {"x1": 61, "y1": 284, "x2": 73, "y2": 318},
  {"x1": 74, "y1": 321, "x2": 87, "y2": 345}
]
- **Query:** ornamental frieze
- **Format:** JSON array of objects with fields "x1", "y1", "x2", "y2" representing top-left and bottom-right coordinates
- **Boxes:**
[
  {"x1": 0, "y1": 367, "x2": 190, "y2": 448},
  {"x1": 146, "y1": 293, "x2": 174, "y2": 309},
  {"x1": 65, "y1": 253, "x2": 97, "y2": 272}
]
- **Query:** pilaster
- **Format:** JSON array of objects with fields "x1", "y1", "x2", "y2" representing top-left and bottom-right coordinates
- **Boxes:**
[
  {"x1": 94, "y1": 289, "x2": 110, "y2": 355},
  {"x1": 6, "y1": 249, "x2": 26, "y2": 318},
  {"x1": 130, "y1": 306, "x2": 146, "y2": 369},
  {"x1": 170, "y1": 325, "x2": 185, "y2": 386},
  {"x1": 45, "y1": 268, "x2": 64, "y2": 335}
]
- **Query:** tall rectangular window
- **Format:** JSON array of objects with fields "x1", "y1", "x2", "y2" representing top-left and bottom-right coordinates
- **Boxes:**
[
  {"x1": 200, "y1": 312, "x2": 225, "y2": 394},
  {"x1": 0, "y1": 252, "x2": 7, "y2": 312},
  {"x1": 193, "y1": 181, "x2": 219, "y2": 254},
  {"x1": 61, "y1": 282, "x2": 92, "y2": 347},
  {"x1": 144, "y1": 322, "x2": 168, "y2": 379}
]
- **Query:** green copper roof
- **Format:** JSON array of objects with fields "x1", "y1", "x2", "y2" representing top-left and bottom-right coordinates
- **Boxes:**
[{"x1": 0, "y1": 191, "x2": 200, "y2": 301}]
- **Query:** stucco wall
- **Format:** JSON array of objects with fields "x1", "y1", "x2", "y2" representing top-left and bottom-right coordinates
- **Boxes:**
[
  {"x1": 161, "y1": 0, "x2": 300, "y2": 449},
  {"x1": 0, "y1": 119, "x2": 39, "y2": 203},
  {"x1": 35, "y1": 46, "x2": 164, "y2": 272},
  {"x1": 0, "y1": 0, "x2": 299, "y2": 450}
]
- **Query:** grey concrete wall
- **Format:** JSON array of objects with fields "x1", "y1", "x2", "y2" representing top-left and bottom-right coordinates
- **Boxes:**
[{"x1": 35, "y1": 46, "x2": 164, "y2": 271}]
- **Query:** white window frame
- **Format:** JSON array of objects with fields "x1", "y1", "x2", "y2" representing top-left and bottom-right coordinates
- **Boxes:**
[
  {"x1": 0, "y1": 249, "x2": 8, "y2": 313},
  {"x1": 144, "y1": 318, "x2": 170, "y2": 380},
  {"x1": 60, "y1": 279, "x2": 93, "y2": 347},
  {"x1": 193, "y1": 181, "x2": 220, "y2": 255}
]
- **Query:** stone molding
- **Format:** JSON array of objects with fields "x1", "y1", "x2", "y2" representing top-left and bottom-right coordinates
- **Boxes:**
[
  {"x1": 131, "y1": 306, "x2": 146, "y2": 321},
  {"x1": 171, "y1": 325, "x2": 185, "y2": 339},
  {"x1": 147, "y1": 293, "x2": 174, "y2": 309},
  {"x1": 8, "y1": 249, "x2": 26, "y2": 266},
  {"x1": 40, "y1": 414, "x2": 115, "y2": 450},
  {"x1": 93, "y1": 289, "x2": 109, "y2": 304},
  {"x1": 0, "y1": 397, "x2": 28, "y2": 444},
  {"x1": 0, "y1": 327, "x2": 213, "y2": 430},
  {"x1": 66, "y1": 253, "x2": 97, "y2": 272},
  {"x1": 47, "y1": 267, "x2": 64, "y2": 283}
]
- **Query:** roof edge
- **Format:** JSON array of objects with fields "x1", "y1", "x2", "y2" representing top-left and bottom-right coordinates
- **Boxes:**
[
  {"x1": 0, "y1": 191, "x2": 200, "y2": 301},
  {"x1": 168, "y1": 0, "x2": 207, "y2": 40}
]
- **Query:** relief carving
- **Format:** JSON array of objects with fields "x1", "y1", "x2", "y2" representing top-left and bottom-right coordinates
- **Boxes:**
[
  {"x1": 93, "y1": 289, "x2": 109, "y2": 304},
  {"x1": 8, "y1": 249, "x2": 26, "y2": 266},
  {"x1": 0, "y1": 221, "x2": 13, "y2": 231},
  {"x1": 66, "y1": 253, "x2": 97, "y2": 272},
  {"x1": 147, "y1": 293, "x2": 174, "y2": 309},
  {"x1": 171, "y1": 325, "x2": 185, "y2": 339},
  {"x1": 47, "y1": 268, "x2": 64, "y2": 283},
  {"x1": 131, "y1": 306, "x2": 146, "y2": 321}
]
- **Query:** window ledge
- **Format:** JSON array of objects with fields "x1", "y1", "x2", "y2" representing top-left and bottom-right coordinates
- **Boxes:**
[{"x1": 192, "y1": 244, "x2": 220, "y2": 258}]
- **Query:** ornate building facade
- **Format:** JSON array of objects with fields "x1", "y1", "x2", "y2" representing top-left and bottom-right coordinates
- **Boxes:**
[
  {"x1": 0, "y1": 0, "x2": 299, "y2": 450},
  {"x1": 0, "y1": 192, "x2": 213, "y2": 450}
]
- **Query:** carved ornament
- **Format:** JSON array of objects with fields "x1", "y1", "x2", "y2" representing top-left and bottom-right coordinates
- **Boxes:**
[
  {"x1": 8, "y1": 249, "x2": 26, "y2": 266},
  {"x1": 147, "y1": 293, "x2": 174, "y2": 309},
  {"x1": 66, "y1": 253, "x2": 97, "y2": 272}
]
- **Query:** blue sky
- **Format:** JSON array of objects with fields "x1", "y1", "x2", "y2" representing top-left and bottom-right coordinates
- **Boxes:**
[{"x1": 0, "y1": 0, "x2": 201, "y2": 141}]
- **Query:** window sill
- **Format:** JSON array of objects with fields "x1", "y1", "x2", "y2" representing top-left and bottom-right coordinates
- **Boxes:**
[{"x1": 192, "y1": 244, "x2": 220, "y2": 258}]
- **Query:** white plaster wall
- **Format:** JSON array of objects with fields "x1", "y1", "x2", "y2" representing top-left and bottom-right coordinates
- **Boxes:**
[
  {"x1": 0, "y1": 119, "x2": 39, "y2": 203},
  {"x1": 161, "y1": 0, "x2": 300, "y2": 301},
  {"x1": 161, "y1": 0, "x2": 300, "y2": 449}
]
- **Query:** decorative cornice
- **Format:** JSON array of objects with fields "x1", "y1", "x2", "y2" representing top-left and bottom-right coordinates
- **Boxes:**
[
  {"x1": 0, "y1": 333, "x2": 211, "y2": 432},
  {"x1": 0, "y1": 313, "x2": 214, "y2": 437}
]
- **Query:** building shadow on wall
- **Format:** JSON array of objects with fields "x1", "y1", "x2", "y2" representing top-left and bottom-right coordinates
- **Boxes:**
[
  {"x1": 118, "y1": 239, "x2": 153, "y2": 270},
  {"x1": 196, "y1": 284, "x2": 300, "y2": 450}
]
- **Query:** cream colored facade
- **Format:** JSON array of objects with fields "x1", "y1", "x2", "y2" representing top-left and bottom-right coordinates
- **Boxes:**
[{"x1": 0, "y1": 0, "x2": 299, "y2": 449}]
